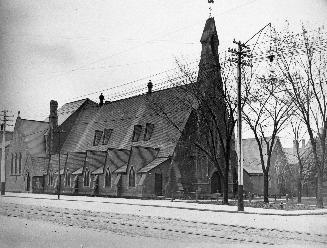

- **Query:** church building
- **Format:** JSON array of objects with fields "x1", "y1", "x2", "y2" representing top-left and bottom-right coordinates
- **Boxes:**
[{"x1": 5, "y1": 17, "x2": 240, "y2": 199}]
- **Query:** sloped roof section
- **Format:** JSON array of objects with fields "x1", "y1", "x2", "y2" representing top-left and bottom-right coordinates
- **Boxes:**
[
  {"x1": 20, "y1": 119, "x2": 49, "y2": 156},
  {"x1": 114, "y1": 165, "x2": 127, "y2": 173},
  {"x1": 241, "y1": 138, "x2": 276, "y2": 174},
  {"x1": 85, "y1": 150, "x2": 107, "y2": 173},
  {"x1": 106, "y1": 148, "x2": 130, "y2": 172},
  {"x1": 61, "y1": 86, "x2": 194, "y2": 157},
  {"x1": 66, "y1": 152, "x2": 86, "y2": 173},
  {"x1": 138, "y1": 157, "x2": 170, "y2": 173}
]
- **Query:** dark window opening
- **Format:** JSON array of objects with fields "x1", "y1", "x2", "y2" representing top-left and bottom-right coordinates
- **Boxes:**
[
  {"x1": 19, "y1": 153, "x2": 22, "y2": 174},
  {"x1": 105, "y1": 168, "x2": 111, "y2": 188},
  {"x1": 144, "y1": 123, "x2": 154, "y2": 141},
  {"x1": 132, "y1": 125, "x2": 142, "y2": 142},
  {"x1": 11, "y1": 154, "x2": 14, "y2": 175},
  {"x1": 129, "y1": 167, "x2": 135, "y2": 187},
  {"x1": 102, "y1": 129, "x2": 113, "y2": 145},
  {"x1": 93, "y1": 130, "x2": 103, "y2": 146},
  {"x1": 14, "y1": 154, "x2": 17, "y2": 174},
  {"x1": 84, "y1": 168, "x2": 90, "y2": 187},
  {"x1": 65, "y1": 171, "x2": 71, "y2": 187}
]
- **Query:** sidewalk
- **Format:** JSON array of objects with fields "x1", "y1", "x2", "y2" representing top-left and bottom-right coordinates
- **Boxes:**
[{"x1": 2, "y1": 192, "x2": 327, "y2": 216}]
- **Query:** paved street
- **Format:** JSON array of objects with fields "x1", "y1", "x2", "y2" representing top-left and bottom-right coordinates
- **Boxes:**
[{"x1": 1, "y1": 194, "x2": 327, "y2": 247}]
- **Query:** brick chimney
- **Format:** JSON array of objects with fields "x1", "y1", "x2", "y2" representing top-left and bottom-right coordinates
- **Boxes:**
[
  {"x1": 99, "y1": 93, "x2": 104, "y2": 107},
  {"x1": 147, "y1": 80, "x2": 153, "y2": 94},
  {"x1": 301, "y1": 139, "x2": 305, "y2": 149}
]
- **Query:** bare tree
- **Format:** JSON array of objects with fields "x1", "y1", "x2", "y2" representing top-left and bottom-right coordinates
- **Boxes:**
[
  {"x1": 243, "y1": 75, "x2": 294, "y2": 203},
  {"x1": 290, "y1": 120, "x2": 307, "y2": 203},
  {"x1": 273, "y1": 24, "x2": 327, "y2": 208},
  {"x1": 146, "y1": 53, "x2": 251, "y2": 204}
]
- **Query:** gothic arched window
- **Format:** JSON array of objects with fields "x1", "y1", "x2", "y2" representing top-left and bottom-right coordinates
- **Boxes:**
[
  {"x1": 11, "y1": 154, "x2": 14, "y2": 175},
  {"x1": 14, "y1": 154, "x2": 18, "y2": 174},
  {"x1": 18, "y1": 153, "x2": 22, "y2": 174},
  {"x1": 105, "y1": 168, "x2": 111, "y2": 188},
  {"x1": 129, "y1": 167, "x2": 135, "y2": 187},
  {"x1": 84, "y1": 168, "x2": 90, "y2": 187},
  {"x1": 65, "y1": 170, "x2": 71, "y2": 187}
]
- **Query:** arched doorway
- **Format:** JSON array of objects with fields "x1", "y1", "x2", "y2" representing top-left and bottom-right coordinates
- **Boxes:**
[
  {"x1": 26, "y1": 172, "x2": 30, "y2": 191},
  {"x1": 154, "y1": 173, "x2": 163, "y2": 196},
  {"x1": 210, "y1": 171, "x2": 222, "y2": 194}
]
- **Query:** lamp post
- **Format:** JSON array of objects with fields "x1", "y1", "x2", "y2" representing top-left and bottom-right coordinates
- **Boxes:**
[{"x1": 56, "y1": 129, "x2": 65, "y2": 200}]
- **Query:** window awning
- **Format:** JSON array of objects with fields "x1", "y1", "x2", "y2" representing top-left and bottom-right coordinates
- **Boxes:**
[
  {"x1": 72, "y1": 167, "x2": 83, "y2": 175},
  {"x1": 92, "y1": 167, "x2": 104, "y2": 175},
  {"x1": 138, "y1": 158, "x2": 169, "y2": 173},
  {"x1": 114, "y1": 165, "x2": 127, "y2": 174}
]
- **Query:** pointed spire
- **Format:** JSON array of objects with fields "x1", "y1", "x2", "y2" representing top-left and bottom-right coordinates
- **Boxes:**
[
  {"x1": 199, "y1": 18, "x2": 220, "y2": 74},
  {"x1": 197, "y1": 17, "x2": 223, "y2": 93}
]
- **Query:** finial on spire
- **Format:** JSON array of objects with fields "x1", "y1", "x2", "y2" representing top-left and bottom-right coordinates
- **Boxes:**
[
  {"x1": 18, "y1": 111, "x2": 20, "y2": 118},
  {"x1": 208, "y1": 0, "x2": 214, "y2": 18}
]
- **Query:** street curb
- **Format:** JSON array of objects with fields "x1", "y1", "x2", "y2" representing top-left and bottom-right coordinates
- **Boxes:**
[{"x1": 1, "y1": 194, "x2": 327, "y2": 216}]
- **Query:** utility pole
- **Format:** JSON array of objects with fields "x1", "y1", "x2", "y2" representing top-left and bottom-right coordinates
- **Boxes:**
[
  {"x1": 55, "y1": 128, "x2": 65, "y2": 200},
  {"x1": 228, "y1": 40, "x2": 252, "y2": 211},
  {"x1": 1, "y1": 110, "x2": 13, "y2": 195}
]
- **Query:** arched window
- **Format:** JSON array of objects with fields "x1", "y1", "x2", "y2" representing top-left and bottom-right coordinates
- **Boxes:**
[
  {"x1": 14, "y1": 154, "x2": 17, "y2": 174},
  {"x1": 84, "y1": 168, "x2": 90, "y2": 187},
  {"x1": 11, "y1": 154, "x2": 14, "y2": 175},
  {"x1": 48, "y1": 172, "x2": 53, "y2": 186},
  {"x1": 105, "y1": 168, "x2": 111, "y2": 188},
  {"x1": 18, "y1": 153, "x2": 22, "y2": 174},
  {"x1": 65, "y1": 170, "x2": 71, "y2": 187},
  {"x1": 129, "y1": 167, "x2": 135, "y2": 187}
]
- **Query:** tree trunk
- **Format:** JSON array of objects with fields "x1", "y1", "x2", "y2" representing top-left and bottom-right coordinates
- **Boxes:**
[
  {"x1": 297, "y1": 158, "x2": 303, "y2": 203},
  {"x1": 263, "y1": 172, "x2": 269, "y2": 203},
  {"x1": 297, "y1": 179, "x2": 302, "y2": 204},
  {"x1": 232, "y1": 164, "x2": 238, "y2": 198},
  {"x1": 222, "y1": 167, "x2": 229, "y2": 205},
  {"x1": 316, "y1": 168, "x2": 324, "y2": 208}
]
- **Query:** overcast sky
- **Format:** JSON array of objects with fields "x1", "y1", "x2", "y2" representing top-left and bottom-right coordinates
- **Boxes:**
[{"x1": 1, "y1": 0, "x2": 327, "y2": 146}]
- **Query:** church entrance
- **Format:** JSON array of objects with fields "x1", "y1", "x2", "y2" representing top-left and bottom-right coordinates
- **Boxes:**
[{"x1": 210, "y1": 171, "x2": 222, "y2": 194}]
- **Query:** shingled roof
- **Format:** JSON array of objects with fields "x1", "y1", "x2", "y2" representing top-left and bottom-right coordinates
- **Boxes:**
[
  {"x1": 60, "y1": 85, "x2": 194, "y2": 158},
  {"x1": 66, "y1": 152, "x2": 86, "y2": 174},
  {"x1": 19, "y1": 119, "x2": 49, "y2": 156},
  {"x1": 242, "y1": 137, "x2": 280, "y2": 175}
]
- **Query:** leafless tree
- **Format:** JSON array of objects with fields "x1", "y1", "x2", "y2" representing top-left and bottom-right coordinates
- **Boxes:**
[
  {"x1": 290, "y1": 120, "x2": 307, "y2": 203},
  {"x1": 242, "y1": 75, "x2": 294, "y2": 203},
  {"x1": 273, "y1": 24, "x2": 327, "y2": 208},
  {"x1": 147, "y1": 54, "x2": 251, "y2": 204}
]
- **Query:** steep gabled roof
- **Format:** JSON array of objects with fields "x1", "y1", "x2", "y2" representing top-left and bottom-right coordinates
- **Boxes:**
[
  {"x1": 61, "y1": 86, "x2": 194, "y2": 157},
  {"x1": 18, "y1": 119, "x2": 49, "y2": 156},
  {"x1": 242, "y1": 137, "x2": 281, "y2": 174}
]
